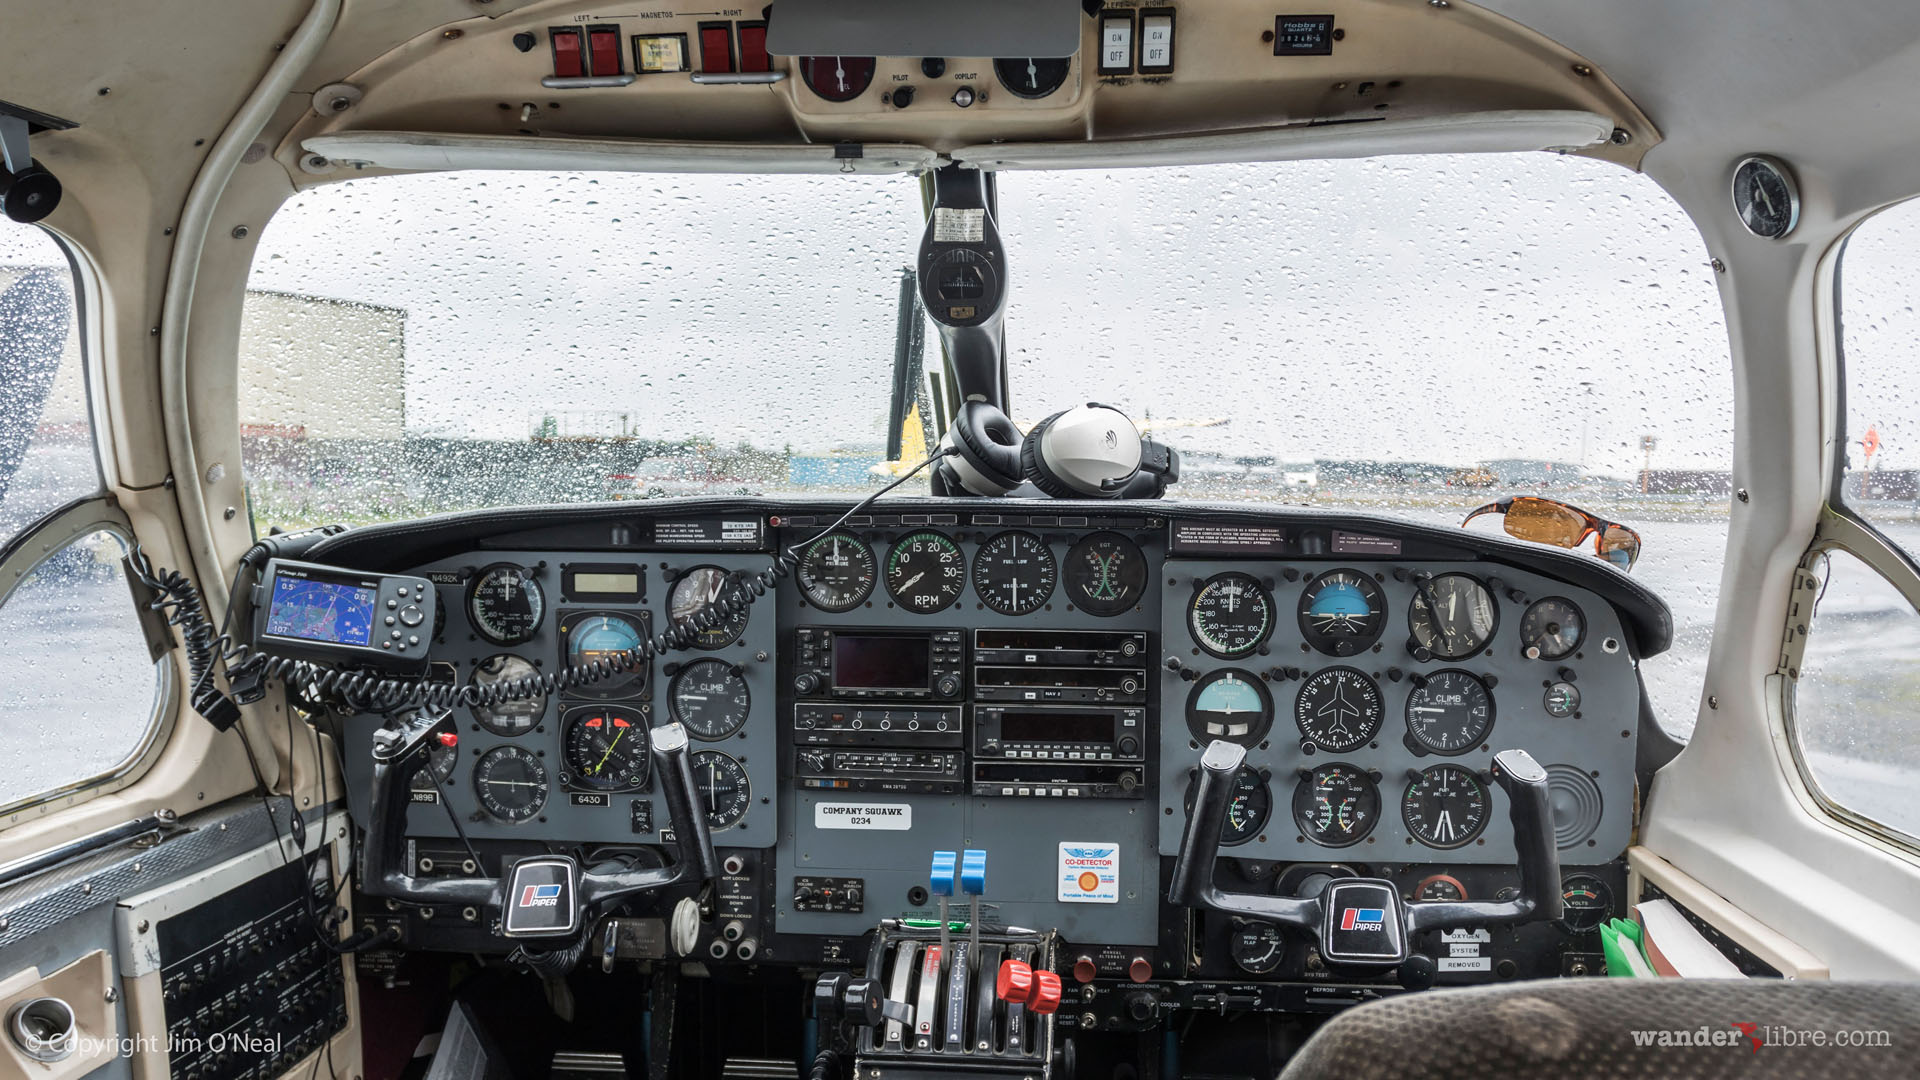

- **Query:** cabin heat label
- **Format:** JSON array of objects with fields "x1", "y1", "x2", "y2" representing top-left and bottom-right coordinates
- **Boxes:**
[
  {"x1": 814, "y1": 802, "x2": 913, "y2": 830},
  {"x1": 1058, "y1": 842, "x2": 1120, "y2": 903}
]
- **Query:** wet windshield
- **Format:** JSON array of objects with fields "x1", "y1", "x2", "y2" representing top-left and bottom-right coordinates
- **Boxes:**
[{"x1": 241, "y1": 156, "x2": 1730, "y2": 729}]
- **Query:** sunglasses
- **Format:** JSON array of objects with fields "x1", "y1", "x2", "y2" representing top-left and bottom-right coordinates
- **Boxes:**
[{"x1": 1461, "y1": 496, "x2": 1642, "y2": 571}]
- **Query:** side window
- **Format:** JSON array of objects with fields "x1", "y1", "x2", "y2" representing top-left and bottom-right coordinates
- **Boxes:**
[
  {"x1": 0, "y1": 528, "x2": 169, "y2": 809},
  {"x1": 0, "y1": 225, "x2": 91, "y2": 544},
  {"x1": 1790, "y1": 548, "x2": 1920, "y2": 845},
  {"x1": 1837, "y1": 197, "x2": 1920, "y2": 555},
  {"x1": 0, "y1": 223, "x2": 168, "y2": 811}
]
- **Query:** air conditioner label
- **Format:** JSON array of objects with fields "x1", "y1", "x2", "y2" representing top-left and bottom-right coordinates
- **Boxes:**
[
  {"x1": 1058, "y1": 842, "x2": 1120, "y2": 903},
  {"x1": 813, "y1": 802, "x2": 913, "y2": 830}
]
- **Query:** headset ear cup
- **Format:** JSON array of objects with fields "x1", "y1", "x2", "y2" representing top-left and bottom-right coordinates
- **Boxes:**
[
  {"x1": 946, "y1": 401, "x2": 1026, "y2": 495},
  {"x1": 1020, "y1": 411, "x2": 1084, "y2": 498}
]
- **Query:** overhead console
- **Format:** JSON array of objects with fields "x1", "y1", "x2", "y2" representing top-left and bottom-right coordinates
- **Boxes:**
[
  {"x1": 317, "y1": 496, "x2": 1664, "y2": 1009},
  {"x1": 279, "y1": 0, "x2": 1660, "y2": 178}
]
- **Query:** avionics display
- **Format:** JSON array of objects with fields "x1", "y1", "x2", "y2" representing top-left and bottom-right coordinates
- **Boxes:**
[
  {"x1": 833, "y1": 634, "x2": 931, "y2": 690},
  {"x1": 794, "y1": 627, "x2": 964, "y2": 700},
  {"x1": 1000, "y1": 710, "x2": 1116, "y2": 744},
  {"x1": 252, "y1": 558, "x2": 435, "y2": 673},
  {"x1": 265, "y1": 571, "x2": 375, "y2": 645}
]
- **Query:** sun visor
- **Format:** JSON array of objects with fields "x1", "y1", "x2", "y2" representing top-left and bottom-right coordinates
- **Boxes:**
[
  {"x1": 949, "y1": 110, "x2": 1616, "y2": 171},
  {"x1": 301, "y1": 132, "x2": 939, "y2": 175},
  {"x1": 764, "y1": 0, "x2": 1084, "y2": 58}
]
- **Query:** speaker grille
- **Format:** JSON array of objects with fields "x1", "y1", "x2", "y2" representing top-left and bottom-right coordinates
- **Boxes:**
[{"x1": 1546, "y1": 764, "x2": 1603, "y2": 849}]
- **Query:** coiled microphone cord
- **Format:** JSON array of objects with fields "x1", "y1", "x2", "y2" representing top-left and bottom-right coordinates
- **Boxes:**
[{"x1": 128, "y1": 447, "x2": 953, "y2": 723}]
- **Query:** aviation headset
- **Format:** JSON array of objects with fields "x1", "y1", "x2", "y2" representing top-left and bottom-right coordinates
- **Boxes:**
[{"x1": 938, "y1": 400, "x2": 1181, "y2": 500}]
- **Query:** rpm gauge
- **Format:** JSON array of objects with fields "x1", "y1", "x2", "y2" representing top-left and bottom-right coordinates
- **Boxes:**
[
  {"x1": 670, "y1": 567, "x2": 748, "y2": 649},
  {"x1": 1291, "y1": 762, "x2": 1379, "y2": 848},
  {"x1": 690, "y1": 751, "x2": 751, "y2": 830},
  {"x1": 1188, "y1": 572, "x2": 1275, "y2": 659},
  {"x1": 473, "y1": 745, "x2": 547, "y2": 823},
  {"x1": 885, "y1": 531, "x2": 966, "y2": 614},
  {"x1": 797, "y1": 532, "x2": 877, "y2": 613},
  {"x1": 994, "y1": 57, "x2": 1072, "y2": 99},
  {"x1": 1404, "y1": 670, "x2": 1494, "y2": 754},
  {"x1": 563, "y1": 706, "x2": 650, "y2": 792},
  {"x1": 1063, "y1": 532, "x2": 1147, "y2": 616},
  {"x1": 1408, "y1": 573, "x2": 1499, "y2": 660},
  {"x1": 799, "y1": 56, "x2": 877, "y2": 102},
  {"x1": 1184, "y1": 765, "x2": 1271, "y2": 847},
  {"x1": 1519, "y1": 598, "x2": 1584, "y2": 661},
  {"x1": 1185, "y1": 669, "x2": 1273, "y2": 746},
  {"x1": 469, "y1": 654, "x2": 545, "y2": 736},
  {"x1": 467, "y1": 564, "x2": 544, "y2": 645},
  {"x1": 1402, "y1": 764, "x2": 1491, "y2": 849},
  {"x1": 669, "y1": 658, "x2": 751, "y2": 740},
  {"x1": 1297, "y1": 569, "x2": 1386, "y2": 656},
  {"x1": 972, "y1": 531, "x2": 1057, "y2": 616},
  {"x1": 1293, "y1": 667, "x2": 1383, "y2": 753}
]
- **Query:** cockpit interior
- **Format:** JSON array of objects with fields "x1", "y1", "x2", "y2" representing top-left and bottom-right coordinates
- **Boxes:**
[{"x1": 1, "y1": 1, "x2": 1919, "y2": 1078}]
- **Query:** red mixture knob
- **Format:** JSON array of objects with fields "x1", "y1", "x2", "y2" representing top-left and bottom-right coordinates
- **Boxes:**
[
  {"x1": 995, "y1": 959, "x2": 1034, "y2": 1004},
  {"x1": 1028, "y1": 970, "x2": 1063, "y2": 1015}
]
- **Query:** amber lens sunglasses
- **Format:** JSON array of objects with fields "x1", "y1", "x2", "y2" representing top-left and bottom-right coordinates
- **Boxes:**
[{"x1": 1461, "y1": 496, "x2": 1642, "y2": 570}]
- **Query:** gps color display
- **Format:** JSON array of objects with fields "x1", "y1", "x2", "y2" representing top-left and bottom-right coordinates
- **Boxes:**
[{"x1": 265, "y1": 573, "x2": 377, "y2": 646}]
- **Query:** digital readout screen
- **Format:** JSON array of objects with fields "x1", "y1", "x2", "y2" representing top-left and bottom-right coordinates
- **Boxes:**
[
  {"x1": 832, "y1": 634, "x2": 931, "y2": 690},
  {"x1": 265, "y1": 573, "x2": 377, "y2": 646},
  {"x1": 999, "y1": 710, "x2": 1117, "y2": 743},
  {"x1": 572, "y1": 572, "x2": 640, "y2": 595}
]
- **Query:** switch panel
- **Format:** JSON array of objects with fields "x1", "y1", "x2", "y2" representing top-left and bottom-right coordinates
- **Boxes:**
[
  {"x1": 147, "y1": 854, "x2": 346, "y2": 1080},
  {"x1": 1099, "y1": 11, "x2": 1135, "y2": 75},
  {"x1": 549, "y1": 27, "x2": 585, "y2": 79},
  {"x1": 1139, "y1": 9, "x2": 1176, "y2": 73},
  {"x1": 792, "y1": 875, "x2": 866, "y2": 913}
]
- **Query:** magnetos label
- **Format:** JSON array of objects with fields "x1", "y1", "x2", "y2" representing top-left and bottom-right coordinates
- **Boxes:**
[{"x1": 1057, "y1": 843, "x2": 1119, "y2": 903}]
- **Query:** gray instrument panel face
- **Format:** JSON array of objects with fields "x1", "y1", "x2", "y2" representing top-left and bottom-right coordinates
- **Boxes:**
[
  {"x1": 340, "y1": 550, "x2": 780, "y2": 849},
  {"x1": 1155, "y1": 560, "x2": 1637, "y2": 862},
  {"x1": 774, "y1": 523, "x2": 1165, "y2": 944},
  {"x1": 333, "y1": 508, "x2": 1645, "y2": 953}
]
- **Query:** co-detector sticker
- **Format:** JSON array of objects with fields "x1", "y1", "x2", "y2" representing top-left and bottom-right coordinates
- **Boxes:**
[{"x1": 1058, "y1": 842, "x2": 1119, "y2": 903}]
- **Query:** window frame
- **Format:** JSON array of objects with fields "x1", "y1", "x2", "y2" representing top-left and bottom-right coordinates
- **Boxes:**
[
  {"x1": 1778, "y1": 207, "x2": 1920, "y2": 856},
  {"x1": 1780, "y1": 513, "x2": 1920, "y2": 854},
  {"x1": 0, "y1": 496, "x2": 178, "y2": 822}
]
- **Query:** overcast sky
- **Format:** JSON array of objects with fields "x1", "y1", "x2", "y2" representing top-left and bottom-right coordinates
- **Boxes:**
[{"x1": 0, "y1": 153, "x2": 1889, "y2": 476}]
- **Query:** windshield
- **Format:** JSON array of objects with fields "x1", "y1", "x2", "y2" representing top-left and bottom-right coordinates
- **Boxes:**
[{"x1": 241, "y1": 156, "x2": 1729, "y2": 730}]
